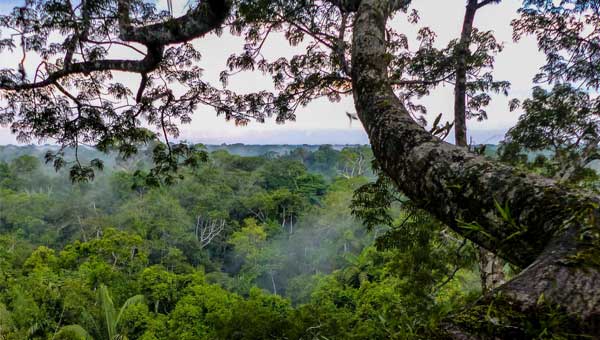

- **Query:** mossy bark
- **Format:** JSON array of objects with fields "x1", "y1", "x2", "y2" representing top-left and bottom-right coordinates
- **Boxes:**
[
  {"x1": 477, "y1": 248, "x2": 505, "y2": 293},
  {"x1": 350, "y1": 0, "x2": 600, "y2": 337}
]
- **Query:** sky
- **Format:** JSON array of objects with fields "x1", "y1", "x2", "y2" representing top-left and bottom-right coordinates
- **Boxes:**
[{"x1": 0, "y1": 0, "x2": 546, "y2": 145}]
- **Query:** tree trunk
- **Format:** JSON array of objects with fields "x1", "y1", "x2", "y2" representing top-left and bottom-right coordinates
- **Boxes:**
[
  {"x1": 270, "y1": 270, "x2": 278, "y2": 295},
  {"x1": 454, "y1": 0, "x2": 505, "y2": 294},
  {"x1": 477, "y1": 247, "x2": 505, "y2": 293},
  {"x1": 351, "y1": 0, "x2": 600, "y2": 337},
  {"x1": 454, "y1": 0, "x2": 477, "y2": 148}
]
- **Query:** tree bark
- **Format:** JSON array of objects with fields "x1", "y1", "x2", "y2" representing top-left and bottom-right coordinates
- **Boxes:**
[
  {"x1": 454, "y1": 0, "x2": 506, "y2": 294},
  {"x1": 351, "y1": 0, "x2": 600, "y2": 336},
  {"x1": 476, "y1": 247, "x2": 505, "y2": 293}
]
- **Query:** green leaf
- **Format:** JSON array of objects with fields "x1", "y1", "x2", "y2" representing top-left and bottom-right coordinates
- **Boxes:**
[{"x1": 56, "y1": 325, "x2": 93, "y2": 340}]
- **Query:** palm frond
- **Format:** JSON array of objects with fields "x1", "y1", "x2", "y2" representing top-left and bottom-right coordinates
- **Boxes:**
[
  {"x1": 56, "y1": 324, "x2": 93, "y2": 340},
  {"x1": 115, "y1": 295, "x2": 145, "y2": 329},
  {"x1": 99, "y1": 284, "x2": 116, "y2": 340},
  {"x1": 27, "y1": 322, "x2": 39, "y2": 336}
]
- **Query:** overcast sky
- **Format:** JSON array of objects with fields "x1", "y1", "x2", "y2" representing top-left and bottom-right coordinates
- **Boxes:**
[{"x1": 0, "y1": 0, "x2": 546, "y2": 145}]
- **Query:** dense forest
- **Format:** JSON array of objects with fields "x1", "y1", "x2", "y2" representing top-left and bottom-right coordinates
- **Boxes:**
[
  {"x1": 0, "y1": 144, "x2": 478, "y2": 339},
  {"x1": 1, "y1": 0, "x2": 600, "y2": 338},
  {"x1": 1, "y1": 140, "x2": 597, "y2": 339}
]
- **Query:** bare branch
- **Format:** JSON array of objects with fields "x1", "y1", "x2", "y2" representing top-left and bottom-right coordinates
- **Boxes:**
[
  {"x1": 195, "y1": 216, "x2": 227, "y2": 248},
  {"x1": 477, "y1": 0, "x2": 501, "y2": 9}
]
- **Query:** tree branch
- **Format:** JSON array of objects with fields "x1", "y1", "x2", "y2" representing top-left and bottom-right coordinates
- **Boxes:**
[
  {"x1": 352, "y1": 0, "x2": 600, "y2": 333},
  {"x1": 1, "y1": 1, "x2": 230, "y2": 94},
  {"x1": 117, "y1": 0, "x2": 231, "y2": 46},
  {"x1": 477, "y1": 0, "x2": 501, "y2": 9},
  {"x1": 0, "y1": 45, "x2": 164, "y2": 92},
  {"x1": 351, "y1": 0, "x2": 599, "y2": 270}
]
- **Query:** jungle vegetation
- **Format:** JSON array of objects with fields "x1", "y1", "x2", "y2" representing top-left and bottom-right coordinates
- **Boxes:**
[
  {"x1": 1, "y1": 0, "x2": 600, "y2": 338},
  {"x1": 0, "y1": 144, "x2": 484, "y2": 339}
]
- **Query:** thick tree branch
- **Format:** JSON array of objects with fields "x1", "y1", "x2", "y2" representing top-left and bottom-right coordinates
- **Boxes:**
[
  {"x1": 1, "y1": 1, "x2": 230, "y2": 94},
  {"x1": 352, "y1": 0, "x2": 590, "y2": 267},
  {"x1": 351, "y1": 0, "x2": 599, "y2": 270},
  {"x1": 351, "y1": 0, "x2": 600, "y2": 333},
  {"x1": 117, "y1": 0, "x2": 231, "y2": 46}
]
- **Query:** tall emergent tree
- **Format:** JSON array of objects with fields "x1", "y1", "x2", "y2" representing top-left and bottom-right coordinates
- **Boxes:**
[
  {"x1": 0, "y1": 0, "x2": 599, "y2": 337},
  {"x1": 452, "y1": 0, "x2": 506, "y2": 294}
]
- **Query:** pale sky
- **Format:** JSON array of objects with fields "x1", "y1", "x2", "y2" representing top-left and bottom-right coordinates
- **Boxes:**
[{"x1": 0, "y1": 0, "x2": 546, "y2": 145}]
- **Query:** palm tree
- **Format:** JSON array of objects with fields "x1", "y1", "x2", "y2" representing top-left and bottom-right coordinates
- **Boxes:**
[{"x1": 56, "y1": 285, "x2": 144, "y2": 340}]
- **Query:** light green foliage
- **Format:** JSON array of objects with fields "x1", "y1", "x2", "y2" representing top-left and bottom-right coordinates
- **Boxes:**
[
  {"x1": 0, "y1": 0, "x2": 595, "y2": 335},
  {"x1": 60, "y1": 228, "x2": 148, "y2": 273},
  {"x1": 0, "y1": 188, "x2": 52, "y2": 238},
  {"x1": 230, "y1": 218, "x2": 268, "y2": 262}
]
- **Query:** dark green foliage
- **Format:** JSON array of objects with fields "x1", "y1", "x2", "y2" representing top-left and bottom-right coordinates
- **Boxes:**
[
  {"x1": 500, "y1": 84, "x2": 600, "y2": 184},
  {"x1": 0, "y1": 0, "x2": 218, "y2": 182},
  {"x1": 229, "y1": 0, "x2": 508, "y2": 125},
  {"x1": 352, "y1": 173, "x2": 477, "y2": 299},
  {"x1": 515, "y1": 0, "x2": 600, "y2": 88},
  {"x1": 351, "y1": 175, "x2": 397, "y2": 231},
  {"x1": 0, "y1": 0, "x2": 507, "y2": 181},
  {"x1": 508, "y1": 0, "x2": 600, "y2": 187}
]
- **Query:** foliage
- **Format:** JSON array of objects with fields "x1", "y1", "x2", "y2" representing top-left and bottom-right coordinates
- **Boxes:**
[
  {"x1": 0, "y1": 0, "x2": 598, "y2": 337},
  {"x1": 501, "y1": 84, "x2": 600, "y2": 184},
  {"x1": 0, "y1": 145, "x2": 485, "y2": 339},
  {"x1": 514, "y1": 0, "x2": 600, "y2": 88}
]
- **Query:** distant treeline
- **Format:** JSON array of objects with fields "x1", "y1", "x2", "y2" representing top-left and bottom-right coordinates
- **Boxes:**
[{"x1": 0, "y1": 143, "x2": 366, "y2": 161}]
